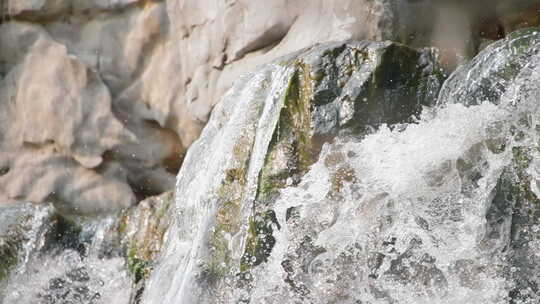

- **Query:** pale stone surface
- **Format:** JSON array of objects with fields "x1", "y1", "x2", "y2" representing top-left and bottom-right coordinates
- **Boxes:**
[
  {"x1": 0, "y1": 22, "x2": 137, "y2": 214},
  {"x1": 0, "y1": 0, "x2": 538, "y2": 214}
]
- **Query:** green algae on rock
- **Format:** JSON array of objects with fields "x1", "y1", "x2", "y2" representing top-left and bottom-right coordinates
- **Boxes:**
[
  {"x1": 244, "y1": 41, "x2": 445, "y2": 273},
  {"x1": 142, "y1": 40, "x2": 446, "y2": 303},
  {"x1": 0, "y1": 192, "x2": 175, "y2": 304},
  {"x1": 115, "y1": 191, "x2": 175, "y2": 303}
]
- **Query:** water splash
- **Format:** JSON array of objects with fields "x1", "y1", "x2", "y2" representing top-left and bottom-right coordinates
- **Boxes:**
[
  {"x1": 241, "y1": 57, "x2": 540, "y2": 303},
  {"x1": 143, "y1": 35, "x2": 540, "y2": 303},
  {"x1": 1, "y1": 214, "x2": 133, "y2": 304}
]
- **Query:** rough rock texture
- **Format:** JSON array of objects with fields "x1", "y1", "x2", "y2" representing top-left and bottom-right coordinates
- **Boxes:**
[
  {"x1": 0, "y1": 0, "x2": 539, "y2": 214},
  {"x1": 0, "y1": 1, "x2": 179, "y2": 214},
  {"x1": 141, "y1": 27, "x2": 540, "y2": 304},
  {"x1": 141, "y1": 40, "x2": 445, "y2": 304},
  {"x1": 116, "y1": 191, "x2": 174, "y2": 303}
]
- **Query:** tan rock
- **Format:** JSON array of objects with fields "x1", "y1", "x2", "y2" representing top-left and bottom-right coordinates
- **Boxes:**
[
  {"x1": 0, "y1": 22, "x2": 137, "y2": 214},
  {"x1": 0, "y1": 0, "x2": 538, "y2": 214}
]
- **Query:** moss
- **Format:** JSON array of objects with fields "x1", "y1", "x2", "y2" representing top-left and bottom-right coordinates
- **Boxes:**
[
  {"x1": 202, "y1": 165, "x2": 248, "y2": 282},
  {"x1": 240, "y1": 210, "x2": 279, "y2": 272},
  {"x1": 238, "y1": 61, "x2": 319, "y2": 272},
  {"x1": 0, "y1": 233, "x2": 22, "y2": 283},
  {"x1": 257, "y1": 67, "x2": 313, "y2": 204},
  {"x1": 117, "y1": 212, "x2": 129, "y2": 235},
  {"x1": 127, "y1": 246, "x2": 151, "y2": 283},
  {"x1": 199, "y1": 233, "x2": 231, "y2": 286},
  {"x1": 120, "y1": 192, "x2": 175, "y2": 285}
]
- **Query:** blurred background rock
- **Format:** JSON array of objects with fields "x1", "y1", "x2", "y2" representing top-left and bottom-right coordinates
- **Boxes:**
[{"x1": 0, "y1": 0, "x2": 538, "y2": 214}]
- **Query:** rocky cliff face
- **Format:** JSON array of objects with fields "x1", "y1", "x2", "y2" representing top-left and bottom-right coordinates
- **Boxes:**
[{"x1": 1, "y1": 0, "x2": 539, "y2": 214}]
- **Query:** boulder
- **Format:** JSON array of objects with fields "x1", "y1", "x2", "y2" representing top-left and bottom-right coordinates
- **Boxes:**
[
  {"x1": 142, "y1": 40, "x2": 445, "y2": 303},
  {"x1": 0, "y1": 22, "x2": 137, "y2": 214}
]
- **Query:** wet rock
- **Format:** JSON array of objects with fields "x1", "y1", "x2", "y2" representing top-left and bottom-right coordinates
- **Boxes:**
[
  {"x1": 438, "y1": 27, "x2": 540, "y2": 106},
  {"x1": 0, "y1": 190, "x2": 178, "y2": 303},
  {"x1": 491, "y1": 148, "x2": 540, "y2": 303},
  {"x1": 94, "y1": 191, "x2": 175, "y2": 303},
  {"x1": 118, "y1": 191, "x2": 174, "y2": 276},
  {"x1": 142, "y1": 40, "x2": 445, "y2": 304},
  {"x1": 0, "y1": 0, "x2": 538, "y2": 213},
  {"x1": 0, "y1": 203, "x2": 55, "y2": 296},
  {"x1": 440, "y1": 27, "x2": 540, "y2": 303}
]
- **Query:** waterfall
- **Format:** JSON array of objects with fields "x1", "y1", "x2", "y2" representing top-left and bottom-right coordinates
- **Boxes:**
[
  {"x1": 2, "y1": 30, "x2": 539, "y2": 304},
  {"x1": 142, "y1": 64, "x2": 297, "y2": 303},
  {"x1": 143, "y1": 34, "x2": 540, "y2": 303}
]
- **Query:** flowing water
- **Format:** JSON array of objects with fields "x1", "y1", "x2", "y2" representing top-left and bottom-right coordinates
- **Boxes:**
[
  {"x1": 142, "y1": 64, "x2": 298, "y2": 304},
  {"x1": 2, "y1": 34, "x2": 540, "y2": 304},
  {"x1": 0, "y1": 209, "x2": 132, "y2": 304},
  {"x1": 143, "y1": 35, "x2": 540, "y2": 303}
]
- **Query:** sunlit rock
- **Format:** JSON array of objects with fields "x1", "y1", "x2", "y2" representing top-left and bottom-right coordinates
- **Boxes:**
[{"x1": 0, "y1": 22, "x2": 137, "y2": 214}]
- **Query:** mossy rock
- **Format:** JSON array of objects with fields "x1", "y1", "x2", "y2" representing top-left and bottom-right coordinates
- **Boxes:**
[
  {"x1": 256, "y1": 41, "x2": 445, "y2": 208},
  {"x1": 242, "y1": 41, "x2": 445, "y2": 272},
  {"x1": 165, "y1": 41, "x2": 447, "y2": 286},
  {"x1": 116, "y1": 191, "x2": 174, "y2": 286},
  {"x1": 145, "y1": 40, "x2": 447, "y2": 302}
]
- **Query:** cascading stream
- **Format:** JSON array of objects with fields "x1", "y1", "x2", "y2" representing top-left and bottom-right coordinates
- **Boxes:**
[
  {"x1": 1, "y1": 212, "x2": 133, "y2": 304},
  {"x1": 143, "y1": 33, "x2": 540, "y2": 304},
  {"x1": 2, "y1": 31, "x2": 539, "y2": 304},
  {"x1": 142, "y1": 64, "x2": 297, "y2": 304}
]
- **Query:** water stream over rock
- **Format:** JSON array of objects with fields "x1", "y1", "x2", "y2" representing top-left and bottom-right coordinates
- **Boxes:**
[
  {"x1": 2, "y1": 29, "x2": 540, "y2": 304},
  {"x1": 143, "y1": 30, "x2": 540, "y2": 303}
]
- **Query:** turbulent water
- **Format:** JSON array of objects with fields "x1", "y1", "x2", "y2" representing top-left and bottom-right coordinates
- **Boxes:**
[
  {"x1": 244, "y1": 102, "x2": 526, "y2": 303},
  {"x1": 0, "y1": 210, "x2": 132, "y2": 304},
  {"x1": 143, "y1": 35, "x2": 540, "y2": 303}
]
